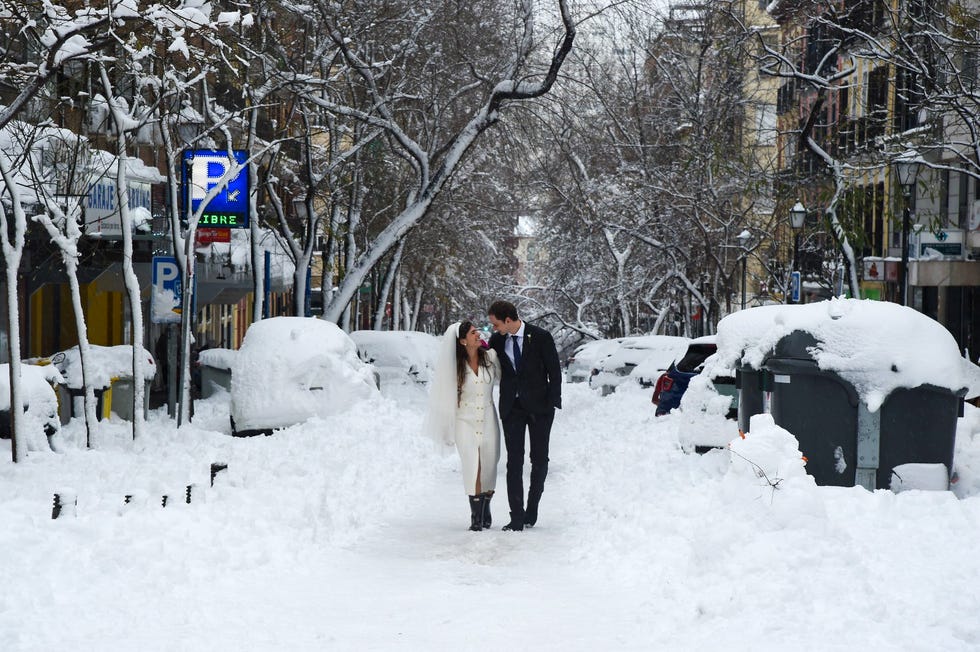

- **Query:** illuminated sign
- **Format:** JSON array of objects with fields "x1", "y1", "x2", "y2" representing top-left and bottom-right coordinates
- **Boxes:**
[{"x1": 181, "y1": 149, "x2": 249, "y2": 228}]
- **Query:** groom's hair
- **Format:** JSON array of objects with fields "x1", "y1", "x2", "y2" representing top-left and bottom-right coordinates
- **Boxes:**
[{"x1": 488, "y1": 300, "x2": 519, "y2": 321}]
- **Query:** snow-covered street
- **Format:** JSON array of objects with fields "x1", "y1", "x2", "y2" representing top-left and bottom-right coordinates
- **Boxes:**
[{"x1": 3, "y1": 382, "x2": 980, "y2": 651}]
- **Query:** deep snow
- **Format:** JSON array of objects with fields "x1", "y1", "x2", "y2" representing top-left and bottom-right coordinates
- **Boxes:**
[{"x1": 3, "y1": 380, "x2": 980, "y2": 651}]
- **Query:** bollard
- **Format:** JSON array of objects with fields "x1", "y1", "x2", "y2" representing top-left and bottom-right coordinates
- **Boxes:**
[
  {"x1": 210, "y1": 462, "x2": 228, "y2": 487},
  {"x1": 52, "y1": 491, "x2": 77, "y2": 519}
]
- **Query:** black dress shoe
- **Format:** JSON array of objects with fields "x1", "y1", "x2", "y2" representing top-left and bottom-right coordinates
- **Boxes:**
[{"x1": 524, "y1": 506, "x2": 538, "y2": 528}]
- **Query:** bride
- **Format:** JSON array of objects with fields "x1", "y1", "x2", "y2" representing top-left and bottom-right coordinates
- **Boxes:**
[{"x1": 424, "y1": 321, "x2": 501, "y2": 531}]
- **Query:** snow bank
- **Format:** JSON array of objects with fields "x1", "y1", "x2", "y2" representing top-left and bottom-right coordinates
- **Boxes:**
[{"x1": 0, "y1": 364, "x2": 62, "y2": 452}]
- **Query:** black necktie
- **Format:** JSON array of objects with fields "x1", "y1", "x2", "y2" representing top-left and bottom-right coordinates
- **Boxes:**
[{"x1": 512, "y1": 335, "x2": 522, "y2": 371}]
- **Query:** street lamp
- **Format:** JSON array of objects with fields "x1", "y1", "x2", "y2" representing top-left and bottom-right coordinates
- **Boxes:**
[
  {"x1": 893, "y1": 151, "x2": 922, "y2": 307},
  {"x1": 737, "y1": 229, "x2": 751, "y2": 309},
  {"x1": 292, "y1": 196, "x2": 309, "y2": 221},
  {"x1": 789, "y1": 201, "x2": 806, "y2": 303}
]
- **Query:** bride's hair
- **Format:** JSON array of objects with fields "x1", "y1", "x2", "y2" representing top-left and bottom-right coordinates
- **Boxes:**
[{"x1": 455, "y1": 320, "x2": 490, "y2": 405}]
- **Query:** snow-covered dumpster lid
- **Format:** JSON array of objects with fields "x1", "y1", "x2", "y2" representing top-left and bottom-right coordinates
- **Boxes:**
[
  {"x1": 198, "y1": 348, "x2": 237, "y2": 371},
  {"x1": 710, "y1": 298, "x2": 974, "y2": 411},
  {"x1": 54, "y1": 344, "x2": 157, "y2": 390}
]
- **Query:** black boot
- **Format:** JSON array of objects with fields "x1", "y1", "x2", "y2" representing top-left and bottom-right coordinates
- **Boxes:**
[
  {"x1": 481, "y1": 491, "x2": 493, "y2": 529},
  {"x1": 468, "y1": 495, "x2": 484, "y2": 531},
  {"x1": 525, "y1": 490, "x2": 542, "y2": 528},
  {"x1": 502, "y1": 511, "x2": 524, "y2": 531}
]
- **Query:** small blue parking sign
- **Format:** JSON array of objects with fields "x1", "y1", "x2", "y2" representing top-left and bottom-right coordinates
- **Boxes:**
[
  {"x1": 152, "y1": 256, "x2": 182, "y2": 324},
  {"x1": 790, "y1": 271, "x2": 801, "y2": 303}
]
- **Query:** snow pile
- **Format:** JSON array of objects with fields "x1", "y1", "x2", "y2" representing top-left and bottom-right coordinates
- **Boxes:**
[
  {"x1": 711, "y1": 298, "x2": 974, "y2": 410},
  {"x1": 890, "y1": 463, "x2": 952, "y2": 492},
  {"x1": 230, "y1": 317, "x2": 378, "y2": 431},
  {"x1": 54, "y1": 344, "x2": 157, "y2": 389},
  {"x1": 719, "y1": 414, "x2": 824, "y2": 529},
  {"x1": 0, "y1": 364, "x2": 62, "y2": 452}
]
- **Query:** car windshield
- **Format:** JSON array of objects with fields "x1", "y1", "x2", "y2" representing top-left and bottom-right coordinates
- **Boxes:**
[{"x1": 675, "y1": 344, "x2": 717, "y2": 373}]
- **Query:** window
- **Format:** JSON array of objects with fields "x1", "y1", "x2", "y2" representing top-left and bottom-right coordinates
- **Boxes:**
[{"x1": 756, "y1": 104, "x2": 777, "y2": 145}]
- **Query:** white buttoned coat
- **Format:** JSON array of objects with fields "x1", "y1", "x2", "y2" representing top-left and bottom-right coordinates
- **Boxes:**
[{"x1": 454, "y1": 349, "x2": 502, "y2": 494}]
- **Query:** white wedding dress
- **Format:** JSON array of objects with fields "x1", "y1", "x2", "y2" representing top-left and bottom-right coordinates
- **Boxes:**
[{"x1": 454, "y1": 349, "x2": 502, "y2": 494}]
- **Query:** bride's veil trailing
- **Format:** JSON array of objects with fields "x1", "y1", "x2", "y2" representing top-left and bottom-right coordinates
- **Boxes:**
[{"x1": 422, "y1": 322, "x2": 461, "y2": 447}]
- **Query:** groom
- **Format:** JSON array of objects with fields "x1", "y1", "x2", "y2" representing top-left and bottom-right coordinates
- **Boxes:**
[{"x1": 487, "y1": 300, "x2": 562, "y2": 531}]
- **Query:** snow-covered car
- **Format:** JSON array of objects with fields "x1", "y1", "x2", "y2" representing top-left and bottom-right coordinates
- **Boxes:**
[
  {"x1": 566, "y1": 338, "x2": 623, "y2": 383},
  {"x1": 230, "y1": 317, "x2": 379, "y2": 436},
  {"x1": 0, "y1": 363, "x2": 64, "y2": 452},
  {"x1": 590, "y1": 335, "x2": 690, "y2": 395},
  {"x1": 349, "y1": 330, "x2": 440, "y2": 387},
  {"x1": 652, "y1": 336, "x2": 737, "y2": 420}
]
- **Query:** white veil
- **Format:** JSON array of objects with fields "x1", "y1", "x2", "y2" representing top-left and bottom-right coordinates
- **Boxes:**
[{"x1": 422, "y1": 322, "x2": 461, "y2": 448}]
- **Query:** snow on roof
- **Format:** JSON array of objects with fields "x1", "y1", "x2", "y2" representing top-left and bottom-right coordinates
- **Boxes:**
[
  {"x1": 709, "y1": 298, "x2": 976, "y2": 411},
  {"x1": 87, "y1": 149, "x2": 165, "y2": 184}
]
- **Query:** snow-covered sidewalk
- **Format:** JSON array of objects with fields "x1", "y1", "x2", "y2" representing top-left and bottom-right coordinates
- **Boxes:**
[{"x1": 3, "y1": 383, "x2": 980, "y2": 650}]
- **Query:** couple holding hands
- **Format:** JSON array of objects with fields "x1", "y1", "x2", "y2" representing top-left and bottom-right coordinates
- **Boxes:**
[{"x1": 425, "y1": 301, "x2": 562, "y2": 532}]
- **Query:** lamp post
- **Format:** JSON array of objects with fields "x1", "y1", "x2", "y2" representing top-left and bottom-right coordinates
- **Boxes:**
[
  {"x1": 737, "y1": 229, "x2": 751, "y2": 309},
  {"x1": 789, "y1": 201, "x2": 806, "y2": 303},
  {"x1": 893, "y1": 151, "x2": 922, "y2": 307}
]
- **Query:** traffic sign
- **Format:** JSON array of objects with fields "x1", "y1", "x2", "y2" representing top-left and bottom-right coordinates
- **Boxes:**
[
  {"x1": 151, "y1": 256, "x2": 182, "y2": 324},
  {"x1": 181, "y1": 149, "x2": 249, "y2": 228},
  {"x1": 790, "y1": 271, "x2": 801, "y2": 303}
]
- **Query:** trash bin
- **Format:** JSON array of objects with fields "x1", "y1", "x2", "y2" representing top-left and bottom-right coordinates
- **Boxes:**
[
  {"x1": 68, "y1": 387, "x2": 108, "y2": 421},
  {"x1": 878, "y1": 384, "x2": 964, "y2": 490},
  {"x1": 735, "y1": 362, "x2": 770, "y2": 435},
  {"x1": 199, "y1": 364, "x2": 232, "y2": 399},
  {"x1": 764, "y1": 329, "x2": 964, "y2": 490},
  {"x1": 104, "y1": 377, "x2": 152, "y2": 421},
  {"x1": 765, "y1": 330, "x2": 861, "y2": 488}
]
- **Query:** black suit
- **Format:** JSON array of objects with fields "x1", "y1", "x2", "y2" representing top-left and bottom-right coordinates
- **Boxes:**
[{"x1": 489, "y1": 323, "x2": 562, "y2": 526}]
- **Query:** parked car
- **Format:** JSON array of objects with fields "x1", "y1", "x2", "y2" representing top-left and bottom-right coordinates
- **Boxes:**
[
  {"x1": 590, "y1": 335, "x2": 690, "y2": 395},
  {"x1": 566, "y1": 338, "x2": 623, "y2": 383},
  {"x1": 230, "y1": 317, "x2": 379, "y2": 436},
  {"x1": 652, "y1": 336, "x2": 737, "y2": 418},
  {"x1": 349, "y1": 330, "x2": 440, "y2": 387}
]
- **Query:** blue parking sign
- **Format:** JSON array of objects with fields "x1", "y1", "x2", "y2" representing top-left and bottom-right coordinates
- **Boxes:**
[
  {"x1": 790, "y1": 271, "x2": 801, "y2": 303},
  {"x1": 181, "y1": 149, "x2": 250, "y2": 228},
  {"x1": 152, "y1": 256, "x2": 182, "y2": 324}
]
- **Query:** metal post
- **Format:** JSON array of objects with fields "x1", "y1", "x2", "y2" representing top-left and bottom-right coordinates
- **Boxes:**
[
  {"x1": 166, "y1": 323, "x2": 177, "y2": 418},
  {"x1": 899, "y1": 189, "x2": 911, "y2": 306},
  {"x1": 741, "y1": 256, "x2": 747, "y2": 310},
  {"x1": 263, "y1": 249, "x2": 271, "y2": 319}
]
